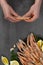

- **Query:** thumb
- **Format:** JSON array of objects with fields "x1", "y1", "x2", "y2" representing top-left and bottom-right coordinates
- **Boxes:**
[
  {"x1": 23, "y1": 8, "x2": 32, "y2": 17},
  {"x1": 10, "y1": 6, "x2": 19, "y2": 17}
]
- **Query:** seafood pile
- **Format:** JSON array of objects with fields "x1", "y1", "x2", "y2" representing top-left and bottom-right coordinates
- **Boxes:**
[
  {"x1": 17, "y1": 33, "x2": 43, "y2": 65},
  {"x1": 1, "y1": 33, "x2": 43, "y2": 65}
]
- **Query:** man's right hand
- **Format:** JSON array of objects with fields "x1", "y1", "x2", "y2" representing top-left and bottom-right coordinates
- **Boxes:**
[{"x1": 0, "y1": 0, "x2": 21, "y2": 23}]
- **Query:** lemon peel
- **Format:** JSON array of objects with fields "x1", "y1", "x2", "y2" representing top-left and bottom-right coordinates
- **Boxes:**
[
  {"x1": 1, "y1": 56, "x2": 9, "y2": 65},
  {"x1": 10, "y1": 60, "x2": 19, "y2": 65}
]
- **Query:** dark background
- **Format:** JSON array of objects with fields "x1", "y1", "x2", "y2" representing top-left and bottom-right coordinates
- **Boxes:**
[{"x1": 0, "y1": 0, "x2": 43, "y2": 65}]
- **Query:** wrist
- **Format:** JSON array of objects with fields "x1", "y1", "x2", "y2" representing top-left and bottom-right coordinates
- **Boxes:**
[
  {"x1": 0, "y1": 0, "x2": 7, "y2": 7},
  {"x1": 35, "y1": 0, "x2": 42, "y2": 11},
  {"x1": 35, "y1": 0, "x2": 42, "y2": 4},
  {"x1": 35, "y1": 0, "x2": 42, "y2": 8}
]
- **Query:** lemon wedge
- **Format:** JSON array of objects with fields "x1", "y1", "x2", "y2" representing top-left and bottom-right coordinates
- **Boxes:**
[
  {"x1": 37, "y1": 40, "x2": 43, "y2": 47},
  {"x1": 37, "y1": 40, "x2": 43, "y2": 51},
  {"x1": 1, "y1": 56, "x2": 9, "y2": 65},
  {"x1": 10, "y1": 60, "x2": 19, "y2": 65},
  {"x1": 41, "y1": 45, "x2": 43, "y2": 51}
]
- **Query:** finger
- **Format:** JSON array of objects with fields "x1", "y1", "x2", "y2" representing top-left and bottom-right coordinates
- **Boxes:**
[
  {"x1": 8, "y1": 18, "x2": 19, "y2": 22},
  {"x1": 8, "y1": 18, "x2": 15, "y2": 22},
  {"x1": 24, "y1": 16, "x2": 33, "y2": 22},
  {"x1": 4, "y1": 14, "x2": 15, "y2": 22},
  {"x1": 24, "y1": 19, "x2": 30, "y2": 22},
  {"x1": 8, "y1": 15, "x2": 19, "y2": 22},
  {"x1": 23, "y1": 17, "x2": 30, "y2": 20},
  {"x1": 10, "y1": 6, "x2": 19, "y2": 17},
  {"x1": 23, "y1": 8, "x2": 32, "y2": 17},
  {"x1": 24, "y1": 15, "x2": 38, "y2": 22},
  {"x1": 28, "y1": 15, "x2": 38, "y2": 22},
  {"x1": 10, "y1": 6, "x2": 21, "y2": 22}
]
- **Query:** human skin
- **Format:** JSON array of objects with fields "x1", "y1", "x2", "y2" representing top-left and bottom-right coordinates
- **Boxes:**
[
  {"x1": 23, "y1": 0, "x2": 42, "y2": 22},
  {"x1": 0, "y1": 0, "x2": 42, "y2": 22},
  {"x1": 0, "y1": 0, "x2": 21, "y2": 23}
]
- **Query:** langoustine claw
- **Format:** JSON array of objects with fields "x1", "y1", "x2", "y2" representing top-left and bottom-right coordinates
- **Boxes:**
[{"x1": 17, "y1": 52, "x2": 28, "y2": 65}]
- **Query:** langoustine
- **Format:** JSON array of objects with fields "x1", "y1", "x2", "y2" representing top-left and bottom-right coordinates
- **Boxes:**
[{"x1": 17, "y1": 33, "x2": 43, "y2": 65}]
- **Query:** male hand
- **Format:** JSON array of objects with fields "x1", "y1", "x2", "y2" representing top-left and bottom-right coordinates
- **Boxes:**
[
  {"x1": 22, "y1": 1, "x2": 42, "y2": 22},
  {"x1": 0, "y1": 0, "x2": 21, "y2": 23}
]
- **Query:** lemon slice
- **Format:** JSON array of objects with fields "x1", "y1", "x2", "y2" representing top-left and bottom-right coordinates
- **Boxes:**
[
  {"x1": 10, "y1": 60, "x2": 19, "y2": 65},
  {"x1": 37, "y1": 40, "x2": 43, "y2": 47},
  {"x1": 1, "y1": 56, "x2": 9, "y2": 65}
]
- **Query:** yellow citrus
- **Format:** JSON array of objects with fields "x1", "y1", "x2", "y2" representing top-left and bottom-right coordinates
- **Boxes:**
[
  {"x1": 1, "y1": 56, "x2": 9, "y2": 65},
  {"x1": 37, "y1": 40, "x2": 43, "y2": 47},
  {"x1": 41, "y1": 45, "x2": 43, "y2": 51},
  {"x1": 10, "y1": 60, "x2": 19, "y2": 65}
]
